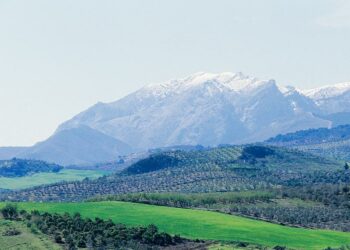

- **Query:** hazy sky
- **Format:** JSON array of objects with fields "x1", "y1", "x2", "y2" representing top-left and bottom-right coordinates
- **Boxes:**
[{"x1": 1, "y1": 0, "x2": 350, "y2": 146}]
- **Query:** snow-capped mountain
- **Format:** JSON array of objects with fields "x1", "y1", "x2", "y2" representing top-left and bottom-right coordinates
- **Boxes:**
[
  {"x1": 303, "y1": 82, "x2": 350, "y2": 114},
  {"x1": 1, "y1": 72, "x2": 349, "y2": 166},
  {"x1": 58, "y1": 72, "x2": 329, "y2": 151}
]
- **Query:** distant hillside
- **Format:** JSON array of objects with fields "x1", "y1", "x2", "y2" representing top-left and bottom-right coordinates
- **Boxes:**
[
  {"x1": 2, "y1": 145, "x2": 343, "y2": 202},
  {"x1": 266, "y1": 125, "x2": 350, "y2": 145},
  {"x1": 122, "y1": 144, "x2": 338, "y2": 176},
  {"x1": 316, "y1": 112, "x2": 350, "y2": 127},
  {"x1": 0, "y1": 147, "x2": 27, "y2": 159},
  {"x1": 73, "y1": 145, "x2": 205, "y2": 171},
  {"x1": 266, "y1": 125, "x2": 350, "y2": 160},
  {"x1": 295, "y1": 139, "x2": 350, "y2": 161},
  {"x1": 0, "y1": 126, "x2": 133, "y2": 166},
  {"x1": 0, "y1": 158, "x2": 62, "y2": 177}
]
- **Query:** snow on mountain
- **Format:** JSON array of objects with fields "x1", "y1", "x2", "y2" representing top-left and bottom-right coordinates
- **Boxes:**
[
  {"x1": 304, "y1": 82, "x2": 350, "y2": 99},
  {"x1": 303, "y1": 82, "x2": 350, "y2": 114},
  {"x1": 281, "y1": 86, "x2": 320, "y2": 114},
  {"x1": 58, "y1": 72, "x2": 329, "y2": 151},
  {"x1": 3, "y1": 72, "x2": 349, "y2": 166}
]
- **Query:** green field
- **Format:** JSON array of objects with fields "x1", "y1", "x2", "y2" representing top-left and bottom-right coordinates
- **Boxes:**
[
  {"x1": 0, "y1": 169, "x2": 109, "y2": 190},
  {"x1": 2, "y1": 201, "x2": 349, "y2": 249}
]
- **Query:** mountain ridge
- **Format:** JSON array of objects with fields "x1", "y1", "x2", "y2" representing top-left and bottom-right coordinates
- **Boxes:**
[
  {"x1": 57, "y1": 72, "x2": 332, "y2": 149},
  {"x1": 1, "y1": 72, "x2": 350, "y2": 165}
]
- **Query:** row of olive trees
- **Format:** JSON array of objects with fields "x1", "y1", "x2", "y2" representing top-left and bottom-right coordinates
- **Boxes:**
[{"x1": 1, "y1": 204, "x2": 183, "y2": 249}]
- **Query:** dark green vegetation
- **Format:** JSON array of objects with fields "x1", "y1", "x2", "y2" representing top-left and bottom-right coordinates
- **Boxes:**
[
  {"x1": 1, "y1": 202, "x2": 350, "y2": 250},
  {"x1": 266, "y1": 125, "x2": 350, "y2": 161},
  {"x1": 0, "y1": 158, "x2": 62, "y2": 177},
  {"x1": 1, "y1": 204, "x2": 188, "y2": 250},
  {"x1": 89, "y1": 191, "x2": 274, "y2": 209},
  {"x1": 1, "y1": 145, "x2": 344, "y2": 202}
]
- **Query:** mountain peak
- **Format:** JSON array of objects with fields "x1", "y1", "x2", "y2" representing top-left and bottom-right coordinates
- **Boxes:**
[
  {"x1": 4, "y1": 71, "x2": 345, "y2": 166},
  {"x1": 185, "y1": 71, "x2": 249, "y2": 83},
  {"x1": 144, "y1": 72, "x2": 277, "y2": 96},
  {"x1": 302, "y1": 82, "x2": 350, "y2": 114},
  {"x1": 304, "y1": 82, "x2": 350, "y2": 100}
]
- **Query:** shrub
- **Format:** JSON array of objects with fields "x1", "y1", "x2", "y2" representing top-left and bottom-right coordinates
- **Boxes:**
[{"x1": 2, "y1": 228, "x2": 21, "y2": 236}]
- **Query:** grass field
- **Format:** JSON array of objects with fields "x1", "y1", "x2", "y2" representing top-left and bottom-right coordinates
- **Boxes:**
[
  {"x1": 0, "y1": 169, "x2": 109, "y2": 190},
  {"x1": 1, "y1": 201, "x2": 349, "y2": 249},
  {"x1": 0, "y1": 219, "x2": 61, "y2": 250}
]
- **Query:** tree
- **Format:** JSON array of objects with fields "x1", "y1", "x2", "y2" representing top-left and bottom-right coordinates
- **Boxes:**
[
  {"x1": 54, "y1": 233, "x2": 63, "y2": 244},
  {"x1": 142, "y1": 224, "x2": 158, "y2": 244},
  {"x1": 2, "y1": 228, "x2": 21, "y2": 236},
  {"x1": 65, "y1": 235, "x2": 75, "y2": 248},
  {"x1": 76, "y1": 237, "x2": 87, "y2": 248},
  {"x1": 1, "y1": 204, "x2": 18, "y2": 220},
  {"x1": 273, "y1": 246, "x2": 286, "y2": 250}
]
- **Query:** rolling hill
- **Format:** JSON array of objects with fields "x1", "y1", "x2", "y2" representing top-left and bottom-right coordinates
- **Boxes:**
[{"x1": 1, "y1": 145, "x2": 344, "y2": 202}]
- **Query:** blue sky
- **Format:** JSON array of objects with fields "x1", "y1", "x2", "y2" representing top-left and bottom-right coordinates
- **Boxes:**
[{"x1": 0, "y1": 0, "x2": 350, "y2": 146}]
